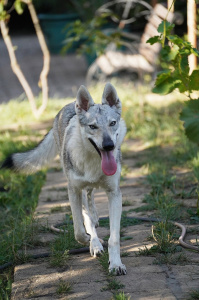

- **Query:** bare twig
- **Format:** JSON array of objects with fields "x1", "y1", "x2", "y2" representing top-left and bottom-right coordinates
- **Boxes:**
[
  {"x1": 0, "y1": 19, "x2": 38, "y2": 118},
  {"x1": 22, "y1": 0, "x2": 50, "y2": 116},
  {"x1": 0, "y1": 0, "x2": 50, "y2": 118}
]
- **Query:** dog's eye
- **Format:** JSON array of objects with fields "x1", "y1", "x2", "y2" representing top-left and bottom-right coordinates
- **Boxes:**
[
  {"x1": 89, "y1": 125, "x2": 98, "y2": 130},
  {"x1": 110, "y1": 121, "x2": 116, "y2": 126}
]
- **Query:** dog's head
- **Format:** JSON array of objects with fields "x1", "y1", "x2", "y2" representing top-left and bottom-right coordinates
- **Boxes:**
[{"x1": 75, "y1": 83, "x2": 123, "y2": 176}]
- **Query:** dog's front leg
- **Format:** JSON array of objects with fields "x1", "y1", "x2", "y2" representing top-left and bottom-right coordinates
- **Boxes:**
[
  {"x1": 107, "y1": 188, "x2": 127, "y2": 275},
  {"x1": 68, "y1": 185, "x2": 90, "y2": 245}
]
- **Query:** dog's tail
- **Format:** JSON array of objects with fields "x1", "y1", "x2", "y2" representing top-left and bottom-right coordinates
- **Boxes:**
[{"x1": 1, "y1": 129, "x2": 58, "y2": 173}]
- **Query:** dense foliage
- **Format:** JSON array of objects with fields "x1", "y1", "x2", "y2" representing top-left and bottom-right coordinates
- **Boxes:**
[{"x1": 147, "y1": 20, "x2": 199, "y2": 144}]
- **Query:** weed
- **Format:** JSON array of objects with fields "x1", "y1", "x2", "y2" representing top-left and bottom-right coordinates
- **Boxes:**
[
  {"x1": 153, "y1": 252, "x2": 188, "y2": 265},
  {"x1": 188, "y1": 289, "x2": 199, "y2": 300},
  {"x1": 137, "y1": 245, "x2": 158, "y2": 256},
  {"x1": 187, "y1": 227, "x2": 199, "y2": 234},
  {"x1": 120, "y1": 236, "x2": 133, "y2": 241},
  {"x1": 112, "y1": 292, "x2": 131, "y2": 300},
  {"x1": 98, "y1": 251, "x2": 109, "y2": 274},
  {"x1": 175, "y1": 187, "x2": 196, "y2": 199},
  {"x1": 120, "y1": 216, "x2": 142, "y2": 228},
  {"x1": 121, "y1": 252, "x2": 130, "y2": 257},
  {"x1": 50, "y1": 222, "x2": 82, "y2": 259},
  {"x1": 56, "y1": 279, "x2": 72, "y2": 295},
  {"x1": 122, "y1": 200, "x2": 132, "y2": 207},
  {"x1": 152, "y1": 221, "x2": 176, "y2": 253},
  {"x1": 99, "y1": 216, "x2": 141, "y2": 229},
  {"x1": 0, "y1": 271, "x2": 12, "y2": 300},
  {"x1": 102, "y1": 279, "x2": 125, "y2": 291},
  {"x1": 50, "y1": 206, "x2": 65, "y2": 213},
  {"x1": 147, "y1": 173, "x2": 176, "y2": 192},
  {"x1": 50, "y1": 250, "x2": 69, "y2": 268}
]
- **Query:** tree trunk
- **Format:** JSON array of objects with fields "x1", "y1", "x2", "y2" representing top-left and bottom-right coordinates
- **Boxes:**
[{"x1": 187, "y1": 0, "x2": 197, "y2": 73}]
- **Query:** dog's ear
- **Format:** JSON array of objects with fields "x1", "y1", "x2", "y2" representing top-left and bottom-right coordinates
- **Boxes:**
[
  {"x1": 76, "y1": 85, "x2": 94, "y2": 113},
  {"x1": 102, "y1": 83, "x2": 121, "y2": 114}
]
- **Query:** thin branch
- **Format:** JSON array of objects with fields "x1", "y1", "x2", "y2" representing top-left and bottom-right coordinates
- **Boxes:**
[
  {"x1": 22, "y1": 0, "x2": 50, "y2": 116},
  {"x1": 0, "y1": 19, "x2": 38, "y2": 118}
]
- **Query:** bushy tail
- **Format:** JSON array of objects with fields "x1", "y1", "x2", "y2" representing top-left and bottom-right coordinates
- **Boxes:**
[{"x1": 1, "y1": 129, "x2": 58, "y2": 173}]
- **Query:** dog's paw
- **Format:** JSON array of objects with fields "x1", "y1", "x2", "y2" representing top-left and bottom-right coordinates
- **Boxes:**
[
  {"x1": 90, "y1": 238, "x2": 104, "y2": 257},
  {"x1": 109, "y1": 263, "x2": 127, "y2": 276}
]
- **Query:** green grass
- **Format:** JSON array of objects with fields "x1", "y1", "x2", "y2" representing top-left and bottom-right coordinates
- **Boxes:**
[
  {"x1": 112, "y1": 292, "x2": 131, "y2": 300},
  {"x1": 102, "y1": 279, "x2": 125, "y2": 291},
  {"x1": 50, "y1": 206, "x2": 65, "y2": 213},
  {"x1": 0, "y1": 97, "x2": 72, "y2": 127},
  {"x1": 56, "y1": 279, "x2": 72, "y2": 295},
  {"x1": 50, "y1": 218, "x2": 83, "y2": 267},
  {"x1": 188, "y1": 289, "x2": 199, "y2": 300},
  {"x1": 99, "y1": 216, "x2": 141, "y2": 229},
  {"x1": 98, "y1": 251, "x2": 109, "y2": 274},
  {"x1": 153, "y1": 252, "x2": 188, "y2": 265}
]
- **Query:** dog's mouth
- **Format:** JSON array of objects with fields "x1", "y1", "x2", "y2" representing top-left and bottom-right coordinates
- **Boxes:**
[{"x1": 89, "y1": 138, "x2": 117, "y2": 176}]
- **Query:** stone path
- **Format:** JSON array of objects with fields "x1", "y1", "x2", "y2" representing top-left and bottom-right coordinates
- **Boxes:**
[{"x1": 10, "y1": 140, "x2": 199, "y2": 300}]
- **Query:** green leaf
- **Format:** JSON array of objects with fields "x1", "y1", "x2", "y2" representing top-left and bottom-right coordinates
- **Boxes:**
[
  {"x1": 191, "y1": 48, "x2": 199, "y2": 57},
  {"x1": 155, "y1": 69, "x2": 171, "y2": 85},
  {"x1": 180, "y1": 99, "x2": 199, "y2": 144},
  {"x1": 168, "y1": 44, "x2": 179, "y2": 61},
  {"x1": 146, "y1": 36, "x2": 160, "y2": 45},
  {"x1": 0, "y1": 3, "x2": 4, "y2": 14},
  {"x1": 153, "y1": 77, "x2": 181, "y2": 95},
  {"x1": 157, "y1": 21, "x2": 174, "y2": 34},
  {"x1": 161, "y1": 45, "x2": 179, "y2": 61},
  {"x1": 190, "y1": 70, "x2": 199, "y2": 91},
  {"x1": 180, "y1": 56, "x2": 189, "y2": 74},
  {"x1": 14, "y1": 0, "x2": 23, "y2": 15},
  {"x1": 167, "y1": 35, "x2": 183, "y2": 46}
]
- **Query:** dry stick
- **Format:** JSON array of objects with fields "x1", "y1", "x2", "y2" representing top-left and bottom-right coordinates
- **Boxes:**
[
  {"x1": 0, "y1": 19, "x2": 38, "y2": 118},
  {"x1": 23, "y1": 0, "x2": 50, "y2": 116}
]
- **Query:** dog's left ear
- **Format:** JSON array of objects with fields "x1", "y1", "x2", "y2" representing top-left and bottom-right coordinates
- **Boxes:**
[
  {"x1": 102, "y1": 83, "x2": 121, "y2": 114},
  {"x1": 76, "y1": 85, "x2": 94, "y2": 113}
]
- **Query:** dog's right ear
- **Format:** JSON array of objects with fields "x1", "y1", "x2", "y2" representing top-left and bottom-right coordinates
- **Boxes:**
[{"x1": 75, "y1": 85, "x2": 94, "y2": 114}]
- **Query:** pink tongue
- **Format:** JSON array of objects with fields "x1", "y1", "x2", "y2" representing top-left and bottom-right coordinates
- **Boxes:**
[{"x1": 100, "y1": 150, "x2": 117, "y2": 176}]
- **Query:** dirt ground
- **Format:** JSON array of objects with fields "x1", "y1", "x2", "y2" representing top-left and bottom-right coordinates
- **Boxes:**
[{"x1": 10, "y1": 140, "x2": 199, "y2": 300}]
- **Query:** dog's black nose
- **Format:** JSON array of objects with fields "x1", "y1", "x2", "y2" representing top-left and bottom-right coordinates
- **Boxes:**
[{"x1": 102, "y1": 139, "x2": 114, "y2": 151}]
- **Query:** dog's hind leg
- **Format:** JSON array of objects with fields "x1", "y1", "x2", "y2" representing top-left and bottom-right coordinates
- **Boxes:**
[{"x1": 82, "y1": 190, "x2": 104, "y2": 257}]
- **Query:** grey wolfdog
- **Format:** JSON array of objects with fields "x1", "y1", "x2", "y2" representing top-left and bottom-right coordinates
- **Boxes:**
[{"x1": 2, "y1": 83, "x2": 127, "y2": 275}]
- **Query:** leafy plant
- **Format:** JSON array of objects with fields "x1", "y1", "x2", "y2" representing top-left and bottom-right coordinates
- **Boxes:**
[
  {"x1": 102, "y1": 279, "x2": 125, "y2": 291},
  {"x1": 188, "y1": 289, "x2": 199, "y2": 300},
  {"x1": 152, "y1": 221, "x2": 176, "y2": 253},
  {"x1": 147, "y1": 20, "x2": 199, "y2": 144},
  {"x1": 56, "y1": 279, "x2": 72, "y2": 295}
]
